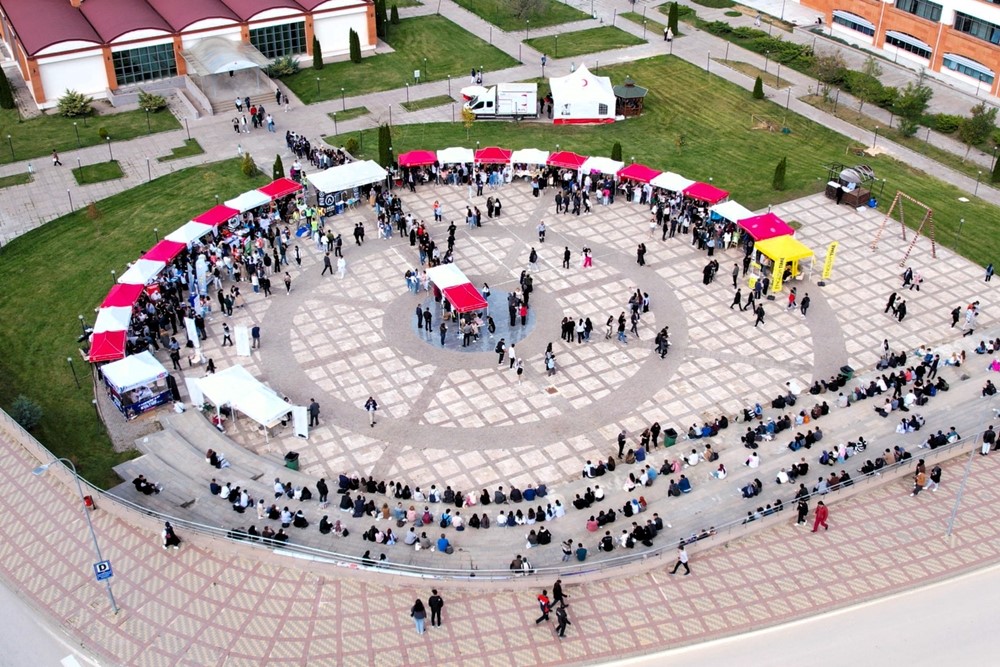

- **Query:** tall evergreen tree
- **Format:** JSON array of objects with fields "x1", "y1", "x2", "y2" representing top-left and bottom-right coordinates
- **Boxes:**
[
  {"x1": 0, "y1": 68, "x2": 14, "y2": 110},
  {"x1": 772, "y1": 156, "x2": 787, "y2": 191},
  {"x1": 349, "y1": 29, "x2": 362, "y2": 63},
  {"x1": 312, "y1": 36, "x2": 323, "y2": 70}
]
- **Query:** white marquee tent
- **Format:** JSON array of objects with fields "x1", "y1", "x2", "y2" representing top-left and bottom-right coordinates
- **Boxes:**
[
  {"x1": 306, "y1": 160, "x2": 388, "y2": 194},
  {"x1": 436, "y1": 147, "x2": 475, "y2": 165},
  {"x1": 118, "y1": 259, "x2": 166, "y2": 285},
  {"x1": 93, "y1": 306, "x2": 134, "y2": 333},
  {"x1": 549, "y1": 64, "x2": 616, "y2": 124},
  {"x1": 199, "y1": 365, "x2": 291, "y2": 437},
  {"x1": 510, "y1": 148, "x2": 550, "y2": 165},
  {"x1": 166, "y1": 221, "x2": 215, "y2": 245},
  {"x1": 102, "y1": 351, "x2": 168, "y2": 394},
  {"x1": 224, "y1": 190, "x2": 271, "y2": 214},
  {"x1": 710, "y1": 200, "x2": 755, "y2": 223},
  {"x1": 651, "y1": 171, "x2": 696, "y2": 192},
  {"x1": 580, "y1": 156, "x2": 624, "y2": 177}
]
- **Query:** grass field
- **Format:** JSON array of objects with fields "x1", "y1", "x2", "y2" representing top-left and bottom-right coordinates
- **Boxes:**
[
  {"x1": 0, "y1": 160, "x2": 267, "y2": 487},
  {"x1": 327, "y1": 55, "x2": 1000, "y2": 267},
  {"x1": 452, "y1": 0, "x2": 588, "y2": 31},
  {"x1": 621, "y1": 11, "x2": 667, "y2": 37},
  {"x1": 402, "y1": 95, "x2": 456, "y2": 112},
  {"x1": 72, "y1": 160, "x2": 124, "y2": 185},
  {"x1": 0, "y1": 108, "x2": 179, "y2": 166},
  {"x1": 719, "y1": 60, "x2": 791, "y2": 88},
  {"x1": 525, "y1": 27, "x2": 645, "y2": 59},
  {"x1": 283, "y1": 16, "x2": 518, "y2": 104},
  {"x1": 329, "y1": 107, "x2": 370, "y2": 123},
  {"x1": 0, "y1": 172, "x2": 31, "y2": 188},
  {"x1": 157, "y1": 139, "x2": 205, "y2": 162}
]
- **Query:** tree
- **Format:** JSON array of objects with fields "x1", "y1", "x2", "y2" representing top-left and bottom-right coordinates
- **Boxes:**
[
  {"x1": 0, "y1": 68, "x2": 16, "y2": 110},
  {"x1": 853, "y1": 55, "x2": 883, "y2": 114},
  {"x1": 461, "y1": 107, "x2": 475, "y2": 139},
  {"x1": 375, "y1": 0, "x2": 387, "y2": 38},
  {"x1": 11, "y1": 395, "x2": 42, "y2": 431},
  {"x1": 512, "y1": 0, "x2": 543, "y2": 19},
  {"x1": 752, "y1": 76, "x2": 764, "y2": 100},
  {"x1": 241, "y1": 152, "x2": 257, "y2": 177},
  {"x1": 772, "y1": 156, "x2": 787, "y2": 190},
  {"x1": 667, "y1": 2, "x2": 679, "y2": 35},
  {"x1": 273, "y1": 154, "x2": 284, "y2": 180},
  {"x1": 57, "y1": 89, "x2": 93, "y2": 117},
  {"x1": 349, "y1": 29, "x2": 362, "y2": 63},
  {"x1": 377, "y1": 123, "x2": 393, "y2": 167},
  {"x1": 811, "y1": 50, "x2": 846, "y2": 102},
  {"x1": 892, "y1": 78, "x2": 933, "y2": 137},
  {"x1": 958, "y1": 102, "x2": 998, "y2": 161},
  {"x1": 312, "y1": 36, "x2": 323, "y2": 70},
  {"x1": 390, "y1": 4, "x2": 400, "y2": 24},
  {"x1": 610, "y1": 141, "x2": 622, "y2": 161}
]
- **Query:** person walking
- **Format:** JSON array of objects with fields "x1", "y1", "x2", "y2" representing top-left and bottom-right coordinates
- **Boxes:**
[
  {"x1": 552, "y1": 579, "x2": 568, "y2": 607},
  {"x1": 811, "y1": 500, "x2": 829, "y2": 532},
  {"x1": 800, "y1": 293, "x2": 811, "y2": 317},
  {"x1": 162, "y1": 521, "x2": 181, "y2": 549},
  {"x1": 221, "y1": 323, "x2": 233, "y2": 347},
  {"x1": 321, "y1": 253, "x2": 333, "y2": 276},
  {"x1": 730, "y1": 289, "x2": 742, "y2": 310},
  {"x1": 795, "y1": 498, "x2": 809, "y2": 526},
  {"x1": 439, "y1": 322, "x2": 448, "y2": 346},
  {"x1": 308, "y1": 398, "x2": 320, "y2": 427},
  {"x1": 951, "y1": 306, "x2": 962, "y2": 327},
  {"x1": 731, "y1": 264, "x2": 739, "y2": 289},
  {"x1": 986, "y1": 263, "x2": 994, "y2": 282},
  {"x1": 925, "y1": 464, "x2": 942, "y2": 492},
  {"x1": 364, "y1": 396, "x2": 378, "y2": 427},
  {"x1": 337, "y1": 256, "x2": 347, "y2": 279},
  {"x1": 251, "y1": 324, "x2": 261, "y2": 349},
  {"x1": 562, "y1": 247, "x2": 571, "y2": 269},
  {"x1": 283, "y1": 272, "x2": 292, "y2": 294},
  {"x1": 410, "y1": 599, "x2": 427, "y2": 635},
  {"x1": 753, "y1": 304, "x2": 766, "y2": 328},
  {"x1": 669, "y1": 544, "x2": 690, "y2": 575},
  {"x1": 496, "y1": 338, "x2": 506, "y2": 365},
  {"x1": 535, "y1": 589, "x2": 552, "y2": 624},
  {"x1": 885, "y1": 292, "x2": 897, "y2": 314},
  {"x1": 555, "y1": 603, "x2": 571, "y2": 638},
  {"x1": 428, "y1": 589, "x2": 444, "y2": 627},
  {"x1": 537, "y1": 221, "x2": 546, "y2": 243},
  {"x1": 52, "y1": 150, "x2": 62, "y2": 166}
]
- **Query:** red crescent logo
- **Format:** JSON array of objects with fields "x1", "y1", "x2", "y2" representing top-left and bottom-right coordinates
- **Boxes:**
[{"x1": 581, "y1": 79, "x2": 588, "y2": 87}]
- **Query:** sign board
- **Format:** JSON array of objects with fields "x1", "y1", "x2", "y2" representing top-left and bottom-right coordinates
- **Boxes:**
[
  {"x1": 822, "y1": 241, "x2": 839, "y2": 280},
  {"x1": 93, "y1": 560, "x2": 113, "y2": 581},
  {"x1": 770, "y1": 256, "x2": 786, "y2": 293},
  {"x1": 413, "y1": 69, "x2": 421, "y2": 81}
]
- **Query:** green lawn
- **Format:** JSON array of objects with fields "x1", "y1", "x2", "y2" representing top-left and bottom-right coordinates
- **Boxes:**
[
  {"x1": 621, "y1": 11, "x2": 667, "y2": 37},
  {"x1": 691, "y1": 0, "x2": 735, "y2": 7},
  {"x1": 0, "y1": 160, "x2": 267, "y2": 487},
  {"x1": 283, "y1": 16, "x2": 518, "y2": 104},
  {"x1": 157, "y1": 139, "x2": 205, "y2": 162},
  {"x1": 329, "y1": 107, "x2": 370, "y2": 123},
  {"x1": 72, "y1": 160, "x2": 124, "y2": 185},
  {"x1": 392, "y1": 0, "x2": 422, "y2": 6},
  {"x1": 0, "y1": 172, "x2": 31, "y2": 188},
  {"x1": 0, "y1": 108, "x2": 179, "y2": 166},
  {"x1": 328, "y1": 55, "x2": 1000, "y2": 267},
  {"x1": 719, "y1": 60, "x2": 791, "y2": 88},
  {"x1": 525, "y1": 26, "x2": 645, "y2": 59},
  {"x1": 401, "y1": 95, "x2": 455, "y2": 112},
  {"x1": 452, "y1": 0, "x2": 589, "y2": 31}
]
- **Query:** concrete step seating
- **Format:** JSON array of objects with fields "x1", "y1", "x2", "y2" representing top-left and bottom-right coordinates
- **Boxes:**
[{"x1": 110, "y1": 452, "x2": 198, "y2": 512}]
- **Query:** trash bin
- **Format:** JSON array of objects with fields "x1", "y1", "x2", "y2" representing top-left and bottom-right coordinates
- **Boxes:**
[
  {"x1": 839, "y1": 365, "x2": 854, "y2": 381},
  {"x1": 284, "y1": 451, "x2": 300, "y2": 470},
  {"x1": 663, "y1": 428, "x2": 678, "y2": 448}
]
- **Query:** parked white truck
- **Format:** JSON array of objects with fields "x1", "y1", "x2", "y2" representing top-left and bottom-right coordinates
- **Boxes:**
[{"x1": 463, "y1": 83, "x2": 538, "y2": 118}]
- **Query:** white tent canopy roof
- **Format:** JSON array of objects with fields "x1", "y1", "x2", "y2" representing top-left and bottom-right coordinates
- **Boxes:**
[
  {"x1": 102, "y1": 351, "x2": 167, "y2": 394},
  {"x1": 510, "y1": 148, "x2": 550, "y2": 165},
  {"x1": 118, "y1": 259, "x2": 166, "y2": 285},
  {"x1": 199, "y1": 365, "x2": 290, "y2": 428},
  {"x1": 580, "y1": 156, "x2": 624, "y2": 176},
  {"x1": 181, "y1": 36, "x2": 270, "y2": 76},
  {"x1": 166, "y1": 221, "x2": 215, "y2": 245},
  {"x1": 436, "y1": 147, "x2": 474, "y2": 164},
  {"x1": 306, "y1": 160, "x2": 388, "y2": 193},
  {"x1": 549, "y1": 64, "x2": 615, "y2": 103},
  {"x1": 425, "y1": 264, "x2": 469, "y2": 289},
  {"x1": 710, "y1": 200, "x2": 755, "y2": 222},
  {"x1": 93, "y1": 306, "x2": 133, "y2": 333},
  {"x1": 224, "y1": 190, "x2": 271, "y2": 213},
  {"x1": 651, "y1": 171, "x2": 695, "y2": 192}
]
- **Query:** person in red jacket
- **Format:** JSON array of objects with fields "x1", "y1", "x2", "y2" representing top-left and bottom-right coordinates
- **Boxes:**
[{"x1": 812, "y1": 501, "x2": 829, "y2": 532}]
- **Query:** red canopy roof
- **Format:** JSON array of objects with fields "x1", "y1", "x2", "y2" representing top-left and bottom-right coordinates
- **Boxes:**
[
  {"x1": 88, "y1": 331, "x2": 127, "y2": 363},
  {"x1": 192, "y1": 205, "x2": 239, "y2": 226},
  {"x1": 546, "y1": 151, "x2": 588, "y2": 170},
  {"x1": 144, "y1": 240, "x2": 186, "y2": 263},
  {"x1": 474, "y1": 147, "x2": 513, "y2": 164},
  {"x1": 258, "y1": 178, "x2": 303, "y2": 200},
  {"x1": 616, "y1": 164, "x2": 662, "y2": 184},
  {"x1": 442, "y1": 283, "x2": 488, "y2": 314},
  {"x1": 398, "y1": 150, "x2": 437, "y2": 167},
  {"x1": 684, "y1": 182, "x2": 730, "y2": 204},
  {"x1": 100, "y1": 283, "x2": 145, "y2": 309},
  {"x1": 737, "y1": 213, "x2": 795, "y2": 241}
]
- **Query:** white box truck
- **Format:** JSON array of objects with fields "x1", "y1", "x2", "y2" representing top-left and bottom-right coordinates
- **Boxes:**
[{"x1": 463, "y1": 83, "x2": 538, "y2": 118}]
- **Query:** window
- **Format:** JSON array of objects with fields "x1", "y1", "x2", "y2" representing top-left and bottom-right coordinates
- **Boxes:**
[
  {"x1": 954, "y1": 12, "x2": 1000, "y2": 44},
  {"x1": 884, "y1": 32, "x2": 931, "y2": 59},
  {"x1": 598, "y1": 103, "x2": 608, "y2": 115},
  {"x1": 832, "y1": 14, "x2": 875, "y2": 36},
  {"x1": 895, "y1": 0, "x2": 942, "y2": 22},
  {"x1": 111, "y1": 43, "x2": 177, "y2": 85},
  {"x1": 942, "y1": 54, "x2": 995, "y2": 83},
  {"x1": 249, "y1": 22, "x2": 306, "y2": 59}
]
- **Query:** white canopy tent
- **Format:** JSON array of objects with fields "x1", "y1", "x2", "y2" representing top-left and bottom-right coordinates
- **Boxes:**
[
  {"x1": 118, "y1": 259, "x2": 166, "y2": 285},
  {"x1": 166, "y1": 221, "x2": 215, "y2": 245},
  {"x1": 710, "y1": 200, "x2": 755, "y2": 222},
  {"x1": 102, "y1": 351, "x2": 168, "y2": 394},
  {"x1": 199, "y1": 365, "x2": 292, "y2": 439},
  {"x1": 306, "y1": 160, "x2": 388, "y2": 193},
  {"x1": 651, "y1": 171, "x2": 696, "y2": 192},
  {"x1": 549, "y1": 64, "x2": 616, "y2": 124},
  {"x1": 436, "y1": 147, "x2": 474, "y2": 165},
  {"x1": 93, "y1": 306, "x2": 133, "y2": 333},
  {"x1": 425, "y1": 264, "x2": 468, "y2": 289},
  {"x1": 224, "y1": 190, "x2": 271, "y2": 213},
  {"x1": 580, "y1": 156, "x2": 624, "y2": 177},
  {"x1": 510, "y1": 148, "x2": 550, "y2": 165}
]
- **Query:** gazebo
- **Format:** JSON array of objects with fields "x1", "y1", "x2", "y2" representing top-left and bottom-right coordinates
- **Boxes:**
[{"x1": 613, "y1": 76, "x2": 648, "y2": 118}]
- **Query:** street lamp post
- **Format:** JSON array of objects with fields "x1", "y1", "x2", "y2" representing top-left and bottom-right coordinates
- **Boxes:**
[
  {"x1": 154, "y1": 227, "x2": 159, "y2": 243},
  {"x1": 73, "y1": 122, "x2": 81, "y2": 148},
  {"x1": 975, "y1": 170, "x2": 983, "y2": 196},
  {"x1": 315, "y1": 77, "x2": 320, "y2": 96},
  {"x1": 643, "y1": 20, "x2": 647, "y2": 40},
  {"x1": 956, "y1": 217, "x2": 965, "y2": 246},
  {"x1": 6, "y1": 134, "x2": 12, "y2": 161},
  {"x1": 872, "y1": 126, "x2": 880, "y2": 149},
  {"x1": 144, "y1": 107, "x2": 151, "y2": 134},
  {"x1": 111, "y1": 270, "x2": 116, "y2": 285},
  {"x1": 106, "y1": 136, "x2": 113, "y2": 161},
  {"x1": 526, "y1": 19, "x2": 530, "y2": 40},
  {"x1": 389, "y1": 104, "x2": 393, "y2": 127},
  {"x1": 763, "y1": 50, "x2": 770, "y2": 73},
  {"x1": 775, "y1": 62, "x2": 781, "y2": 87},
  {"x1": 341, "y1": 88, "x2": 346, "y2": 111},
  {"x1": 992, "y1": 146, "x2": 999, "y2": 171},
  {"x1": 406, "y1": 83, "x2": 410, "y2": 103},
  {"x1": 555, "y1": 34, "x2": 559, "y2": 58},
  {"x1": 78, "y1": 314, "x2": 87, "y2": 335},
  {"x1": 447, "y1": 75, "x2": 451, "y2": 95},
  {"x1": 67, "y1": 357, "x2": 80, "y2": 389},
  {"x1": 32, "y1": 459, "x2": 119, "y2": 614},
  {"x1": 333, "y1": 112, "x2": 338, "y2": 135}
]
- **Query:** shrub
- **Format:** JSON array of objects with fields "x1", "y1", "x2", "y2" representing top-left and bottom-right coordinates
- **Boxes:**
[
  {"x1": 610, "y1": 141, "x2": 622, "y2": 161},
  {"x1": 391, "y1": 4, "x2": 400, "y2": 24},
  {"x1": 345, "y1": 137, "x2": 360, "y2": 156},
  {"x1": 268, "y1": 55, "x2": 300, "y2": 78},
  {"x1": 98, "y1": 126, "x2": 109, "y2": 140},
  {"x1": 0, "y1": 68, "x2": 14, "y2": 110},
  {"x1": 313, "y1": 36, "x2": 323, "y2": 70},
  {"x1": 752, "y1": 76, "x2": 764, "y2": 99},
  {"x1": 349, "y1": 29, "x2": 362, "y2": 64},
  {"x1": 273, "y1": 154, "x2": 284, "y2": 180},
  {"x1": 137, "y1": 89, "x2": 168, "y2": 112},
  {"x1": 772, "y1": 156, "x2": 787, "y2": 191},
  {"x1": 241, "y1": 152, "x2": 257, "y2": 177},
  {"x1": 11, "y1": 395, "x2": 42, "y2": 431},
  {"x1": 57, "y1": 89, "x2": 93, "y2": 117},
  {"x1": 934, "y1": 114, "x2": 962, "y2": 134}
]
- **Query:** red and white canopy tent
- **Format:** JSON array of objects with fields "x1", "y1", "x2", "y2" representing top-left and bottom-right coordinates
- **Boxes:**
[
  {"x1": 398, "y1": 150, "x2": 438, "y2": 167},
  {"x1": 684, "y1": 181, "x2": 730, "y2": 204},
  {"x1": 88, "y1": 331, "x2": 127, "y2": 363},
  {"x1": 547, "y1": 151, "x2": 588, "y2": 170},
  {"x1": 616, "y1": 163, "x2": 662, "y2": 184},
  {"x1": 144, "y1": 240, "x2": 186, "y2": 263},
  {"x1": 101, "y1": 283, "x2": 144, "y2": 308},
  {"x1": 192, "y1": 205, "x2": 239, "y2": 227},
  {"x1": 737, "y1": 212, "x2": 796, "y2": 241},
  {"x1": 474, "y1": 146, "x2": 513, "y2": 165},
  {"x1": 258, "y1": 178, "x2": 303, "y2": 201},
  {"x1": 425, "y1": 264, "x2": 487, "y2": 314}
]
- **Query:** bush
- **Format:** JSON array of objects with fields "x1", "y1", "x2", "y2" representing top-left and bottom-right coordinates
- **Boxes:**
[
  {"x1": 345, "y1": 137, "x2": 360, "y2": 156},
  {"x1": 241, "y1": 152, "x2": 257, "y2": 177},
  {"x1": 273, "y1": 154, "x2": 284, "y2": 180},
  {"x1": 268, "y1": 55, "x2": 300, "y2": 78},
  {"x1": 98, "y1": 126, "x2": 109, "y2": 140},
  {"x1": 772, "y1": 156, "x2": 786, "y2": 191},
  {"x1": 752, "y1": 76, "x2": 764, "y2": 99},
  {"x1": 313, "y1": 36, "x2": 323, "y2": 70},
  {"x1": 934, "y1": 114, "x2": 962, "y2": 134},
  {"x1": 610, "y1": 141, "x2": 622, "y2": 161},
  {"x1": 137, "y1": 89, "x2": 168, "y2": 112},
  {"x1": 349, "y1": 29, "x2": 362, "y2": 64},
  {"x1": 0, "y1": 68, "x2": 14, "y2": 110},
  {"x1": 57, "y1": 89, "x2": 93, "y2": 118},
  {"x1": 11, "y1": 395, "x2": 42, "y2": 431},
  {"x1": 391, "y1": 4, "x2": 400, "y2": 24}
]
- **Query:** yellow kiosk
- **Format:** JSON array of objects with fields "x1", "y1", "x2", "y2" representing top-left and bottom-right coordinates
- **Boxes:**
[{"x1": 753, "y1": 235, "x2": 815, "y2": 292}]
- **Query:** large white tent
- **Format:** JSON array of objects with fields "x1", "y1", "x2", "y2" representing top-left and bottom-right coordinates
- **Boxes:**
[
  {"x1": 510, "y1": 148, "x2": 550, "y2": 165},
  {"x1": 93, "y1": 306, "x2": 134, "y2": 333},
  {"x1": 425, "y1": 264, "x2": 468, "y2": 289},
  {"x1": 436, "y1": 147, "x2": 475, "y2": 165},
  {"x1": 166, "y1": 221, "x2": 215, "y2": 245},
  {"x1": 306, "y1": 160, "x2": 388, "y2": 194},
  {"x1": 549, "y1": 64, "x2": 616, "y2": 124},
  {"x1": 710, "y1": 201, "x2": 755, "y2": 223},
  {"x1": 580, "y1": 156, "x2": 624, "y2": 177},
  {"x1": 118, "y1": 259, "x2": 166, "y2": 285},
  {"x1": 102, "y1": 351, "x2": 167, "y2": 394},
  {"x1": 651, "y1": 171, "x2": 696, "y2": 192},
  {"x1": 199, "y1": 365, "x2": 291, "y2": 435},
  {"x1": 224, "y1": 190, "x2": 271, "y2": 213}
]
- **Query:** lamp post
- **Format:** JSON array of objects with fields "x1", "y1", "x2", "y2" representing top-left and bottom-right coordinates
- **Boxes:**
[
  {"x1": 992, "y1": 146, "x2": 999, "y2": 171},
  {"x1": 315, "y1": 77, "x2": 320, "y2": 96},
  {"x1": 111, "y1": 270, "x2": 116, "y2": 285},
  {"x1": 154, "y1": 227, "x2": 159, "y2": 243},
  {"x1": 406, "y1": 83, "x2": 410, "y2": 103},
  {"x1": 956, "y1": 217, "x2": 965, "y2": 247},
  {"x1": 341, "y1": 87, "x2": 346, "y2": 111},
  {"x1": 389, "y1": 104, "x2": 393, "y2": 127},
  {"x1": 555, "y1": 34, "x2": 559, "y2": 58},
  {"x1": 67, "y1": 356, "x2": 80, "y2": 389},
  {"x1": 423, "y1": 57, "x2": 428, "y2": 78},
  {"x1": 975, "y1": 170, "x2": 983, "y2": 196},
  {"x1": 144, "y1": 107, "x2": 151, "y2": 134},
  {"x1": 872, "y1": 126, "x2": 880, "y2": 149},
  {"x1": 33, "y1": 459, "x2": 119, "y2": 614},
  {"x1": 78, "y1": 314, "x2": 87, "y2": 335},
  {"x1": 780, "y1": 0, "x2": 788, "y2": 20},
  {"x1": 775, "y1": 62, "x2": 781, "y2": 87},
  {"x1": 526, "y1": 19, "x2": 530, "y2": 40},
  {"x1": 6, "y1": 134, "x2": 12, "y2": 161},
  {"x1": 73, "y1": 122, "x2": 81, "y2": 148},
  {"x1": 333, "y1": 111, "x2": 338, "y2": 135},
  {"x1": 106, "y1": 136, "x2": 113, "y2": 161},
  {"x1": 763, "y1": 50, "x2": 770, "y2": 73},
  {"x1": 146, "y1": 157, "x2": 151, "y2": 182},
  {"x1": 447, "y1": 75, "x2": 451, "y2": 95},
  {"x1": 643, "y1": 20, "x2": 647, "y2": 40}
]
